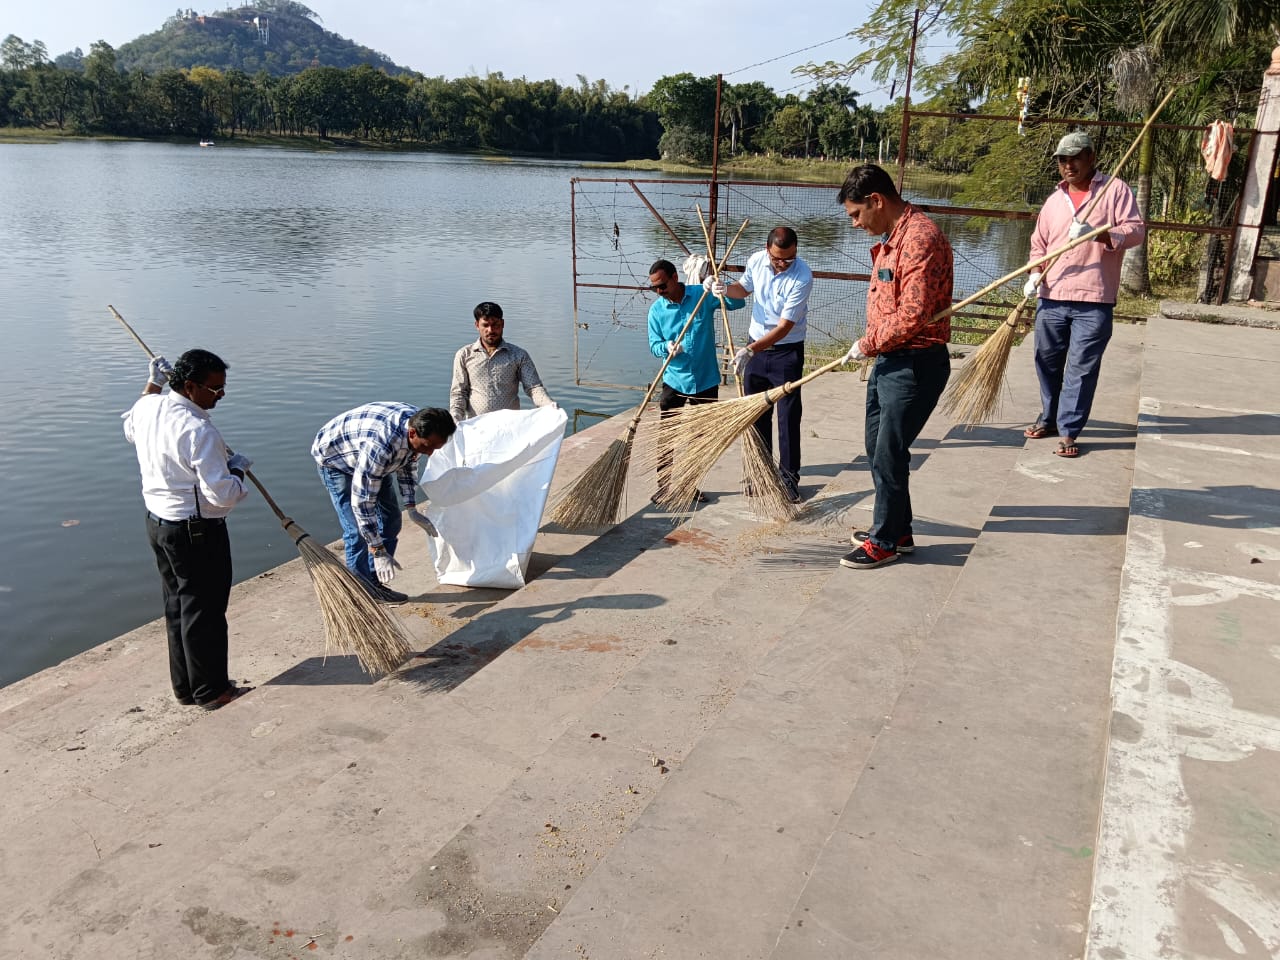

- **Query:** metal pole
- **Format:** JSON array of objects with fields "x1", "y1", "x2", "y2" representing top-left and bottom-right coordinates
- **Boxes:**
[
  {"x1": 895, "y1": 7, "x2": 921, "y2": 193},
  {"x1": 570, "y1": 179, "x2": 581, "y2": 385},
  {"x1": 711, "y1": 73, "x2": 723, "y2": 252}
]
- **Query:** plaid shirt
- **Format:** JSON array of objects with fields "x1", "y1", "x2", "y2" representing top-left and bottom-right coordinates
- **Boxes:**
[
  {"x1": 311, "y1": 402, "x2": 420, "y2": 550},
  {"x1": 449, "y1": 340, "x2": 552, "y2": 422},
  {"x1": 861, "y1": 204, "x2": 954, "y2": 355}
]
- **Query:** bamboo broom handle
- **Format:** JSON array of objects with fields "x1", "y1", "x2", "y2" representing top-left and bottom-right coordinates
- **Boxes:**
[
  {"x1": 1013, "y1": 88, "x2": 1177, "y2": 322},
  {"x1": 1078, "y1": 86, "x2": 1178, "y2": 226},
  {"x1": 759, "y1": 225, "x2": 1112, "y2": 404},
  {"x1": 943, "y1": 223, "x2": 1112, "y2": 319},
  {"x1": 623, "y1": 218, "x2": 751, "y2": 429},
  {"x1": 693, "y1": 205, "x2": 745, "y2": 397},
  {"x1": 108, "y1": 304, "x2": 292, "y2": 527}
]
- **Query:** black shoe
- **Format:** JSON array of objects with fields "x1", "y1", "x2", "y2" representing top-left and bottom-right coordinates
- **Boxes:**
[
  {"x1": 199, "y1": 685, "x2": 251, "y2": 711},
  {"x1": 850, "y1": 530, "x2": 915, "y2": 554},
  {"x1": 365, "y1": 581, "x2": 409, "y2": 604},
  {"x1": 782, "y1": 481, "x2": 802, "y2": 504},
  {"x1": 839, "y1": 542, "x2": 899, "y2": 569}
]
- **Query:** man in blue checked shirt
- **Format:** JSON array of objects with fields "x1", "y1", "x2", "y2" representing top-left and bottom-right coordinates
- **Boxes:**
[
  {"x1": 646, "y1": 257, "x2": 745, "y2": 503},
  {"x1": 311, "y1": 404, "x2": 456, "y2": 603}
]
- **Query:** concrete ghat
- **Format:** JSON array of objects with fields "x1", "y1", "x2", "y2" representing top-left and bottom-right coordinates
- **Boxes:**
[
  {"x1": 1087, "y1": 317, "x2": 1280, "y2": 960},
  {"x1": 1, "y1": 309, "x2": 1278, "y2": 960}
]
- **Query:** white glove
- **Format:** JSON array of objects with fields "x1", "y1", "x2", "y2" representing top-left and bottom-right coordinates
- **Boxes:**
[
  {"x1": 667, "y1": 340, "x2": 683, "y2": 357},
  {"x1": 733, "y1": 346, "x2": 752, "y2": 377},
  {"x1": 843, "y1": 342, "x2": 867, "y2": 364},
  {"x1": 702, "y1": 276, "x2": 729, "y2": 298},
  {"x1": 1022, "y1": 272, "x2": 1042, "y2": 298},
  {"x1": 372, "y1": 551, "x2": 402, "y2": 584},
  {"x1": 148, "y1": 355, "x2": 173, "y2": 387},
  {"x1": 1067, "y1": 220, "x2": 1089, "y2": 241},
  {"x1": 226, "y1": 452, "x2": 253, "y2": 474},
  {"x1": 406, "y1": 506, "x2": 438, "y2": 538}
]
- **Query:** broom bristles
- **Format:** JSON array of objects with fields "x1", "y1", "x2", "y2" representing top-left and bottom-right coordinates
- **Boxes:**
[
  {"x1": 940, "y1": 306, "x2": 1024, "y2": 425},
  {"x1": 641, "y1": 393, "x2": 773, "y2": 507},
  {"x1": 289, "y1": 526, "x2": 413, "y2": 676},
  {"x1": 739, "y1": 428, "x2": 798, "y2": 521},
  {"x1": 546, "y1": 434, "x2": 633, "y2": 529}
]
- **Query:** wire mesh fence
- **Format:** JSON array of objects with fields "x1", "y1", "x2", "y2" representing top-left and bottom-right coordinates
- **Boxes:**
[{"x1": 569, "y1": 115, "x2": 1251, "y2": 390}]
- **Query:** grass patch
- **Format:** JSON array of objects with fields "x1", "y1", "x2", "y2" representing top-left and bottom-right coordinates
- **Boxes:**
[{"x1": 591, "y1": 157, "x2": 971, "y2": 191}]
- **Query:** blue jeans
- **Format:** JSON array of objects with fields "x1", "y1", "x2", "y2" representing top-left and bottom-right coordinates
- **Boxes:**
[
  {"x1": 865, "y1": 345, "x2": 950, "y2": 551},
  {"x1": 745, "y1": 340, "x2": 804, "y2": 486},
  {"x1": 1033, "y1": 299, "x2": 1114, "y2": 440},
  {"x1": 318, "y1": 466, "x2": 402, "y2": 585}
]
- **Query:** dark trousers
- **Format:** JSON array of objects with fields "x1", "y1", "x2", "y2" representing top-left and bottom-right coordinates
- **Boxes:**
[
  {"x1": 146, "y1": 513, "x2": 233, "y2": 705},
  {"x1": 744, "y1": 341, "x2": 804, "y2": 485},
  {"x1": 657, "y1": 382, "x2": 719, "y2": 492},
  {"x1": 1033, "y1": 299, "x2": 1114, "y2": 439},
  {"x1": 865, "y1": 345, "x2": 950, "y2": 551}
]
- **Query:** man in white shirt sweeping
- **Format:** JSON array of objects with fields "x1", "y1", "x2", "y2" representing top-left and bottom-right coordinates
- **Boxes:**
[{"x1": 123, "y1": 349, "x2": 252, "y2": 711}]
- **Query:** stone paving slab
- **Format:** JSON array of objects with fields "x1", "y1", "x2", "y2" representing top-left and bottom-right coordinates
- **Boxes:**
[
  {"x1": 525, "y1": 349, "x2": 1045, "y2": 960},
  {"x1": 1086, "y1": 315, "x2": 1280, "y2": 960},
  {"x1": 767, "y1": 326, "x2": 1143, "y2": 960}
]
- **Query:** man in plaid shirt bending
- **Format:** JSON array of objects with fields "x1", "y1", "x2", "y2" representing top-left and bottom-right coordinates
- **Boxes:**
[{"x1": 312, "y1": 404, "x2": 456, "y2": 603}]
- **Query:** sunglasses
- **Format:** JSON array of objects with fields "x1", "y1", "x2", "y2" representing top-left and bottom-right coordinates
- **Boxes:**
[
  {"x1": 193, "y1": 381, "x2": 226, "y2": 397},
  {"x1": 649, "y1": 279, "x2": 672, "y2": 291}
]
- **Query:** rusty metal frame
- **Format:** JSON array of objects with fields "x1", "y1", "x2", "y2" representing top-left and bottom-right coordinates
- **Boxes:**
[{"x1": 570, "y1": 176, "x2": 720, "y2": 391}]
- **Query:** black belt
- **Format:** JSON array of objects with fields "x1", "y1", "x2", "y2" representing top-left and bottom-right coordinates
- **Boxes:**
[
  {"x1": 882, "y1": 343, "x2": 948, "y2": 358},
  {"x1": 751, "y1": 341, "x2": 804, "y2": 353},
  {"x1": 147, "y1": 512, "x2": 225, "y2": 526}
]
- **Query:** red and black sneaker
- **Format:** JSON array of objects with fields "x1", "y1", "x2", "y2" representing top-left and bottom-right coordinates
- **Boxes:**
[
  {"x1": 849, "y1": 529, "x2": 915, "y2": 554},
  {"x1": 839, "y1": 539, "x2": 899, "y2": 569}
]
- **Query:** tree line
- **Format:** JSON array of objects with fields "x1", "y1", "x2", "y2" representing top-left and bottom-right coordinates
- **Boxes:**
[{"x1": 0, "y1": 35, "x2": 889, "y2": 163}]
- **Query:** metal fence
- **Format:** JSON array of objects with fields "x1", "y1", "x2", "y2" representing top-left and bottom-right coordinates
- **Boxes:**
[{"x1": 569, "y1": 115, "x2": 1253, "y2": 391}]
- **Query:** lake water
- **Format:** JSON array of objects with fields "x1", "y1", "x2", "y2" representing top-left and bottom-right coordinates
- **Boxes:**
[{"x1": 0, "y1": 142, "x2": 1033, "y2": 689}]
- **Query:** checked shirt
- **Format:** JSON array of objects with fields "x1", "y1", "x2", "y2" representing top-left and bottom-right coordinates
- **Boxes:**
[{"x1": 311, "y1": 402, "x2": 421, "y2": 550}]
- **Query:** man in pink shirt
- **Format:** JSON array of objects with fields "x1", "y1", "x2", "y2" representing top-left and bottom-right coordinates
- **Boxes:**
[{"x1": 1022, "y1": 131, "x2": 1145, "y2": 457}]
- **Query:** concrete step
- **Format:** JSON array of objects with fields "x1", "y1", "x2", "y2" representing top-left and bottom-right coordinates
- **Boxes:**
[
  {"x1": 1086, "y1": 315, "x2": 1280, "y2": 960},
  {"x1": 0, "y1": 374, "x2": 880, "y2": 958},
  {"x1": 523, "y1": 336, "x2": 1092, "y2": 959},
  {"x1": 766, "y1": 323, "x2": 1144, "y2": 959}
]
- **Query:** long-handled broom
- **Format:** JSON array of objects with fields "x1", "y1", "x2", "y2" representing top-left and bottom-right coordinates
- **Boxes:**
[
  {"x1": 645, "y1": 248, "x2": 1111, "y2": 506},
  {"x1": 109, "y1": 305, "x2": 412, "y2": 676},
  {"x1": 688, "y1": 204, "x2": 796, "y2": 521},
  {"x1": 941, "y1": 87, "x2": 1179, "y2": 424},
  {"x1": 546, "y1": 218, "x2": 751, "y2": 529}
]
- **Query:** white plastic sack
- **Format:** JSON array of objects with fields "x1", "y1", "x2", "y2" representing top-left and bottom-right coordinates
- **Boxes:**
[{"x1": 419, "y1": 406, "x2": 567, "y2": 588}]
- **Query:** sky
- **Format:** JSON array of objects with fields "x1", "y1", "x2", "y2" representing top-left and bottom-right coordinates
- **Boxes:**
[{"x1": 2, "y1": 0, "x2": 904, "y2": 104}]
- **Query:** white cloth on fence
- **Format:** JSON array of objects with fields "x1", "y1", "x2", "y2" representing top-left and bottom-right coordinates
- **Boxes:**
[
  {"x1": 419, "y1": 406, "x2": 567, "y2": 588},
  {"x1": 682, "y1": 253, "x2": 712, "y2": 284}
]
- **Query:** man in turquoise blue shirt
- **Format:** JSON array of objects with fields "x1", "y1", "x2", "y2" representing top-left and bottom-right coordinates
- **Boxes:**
[{"x1": 646, "y1": 257, "x2": 745, "y2": 503}]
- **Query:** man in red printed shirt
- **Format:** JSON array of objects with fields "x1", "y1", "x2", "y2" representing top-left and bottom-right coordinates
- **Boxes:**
[{"x1": 837, "y1": 164, "x2": 953, "y2": 569}]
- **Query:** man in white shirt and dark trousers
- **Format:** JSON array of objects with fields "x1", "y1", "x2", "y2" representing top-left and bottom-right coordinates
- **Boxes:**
[
  {"x1": 710, "y1": 226, "x2": 814, "y2": 503},
  {"x1": 123, "y1": 349, "x2": 252, "y2": 711}
]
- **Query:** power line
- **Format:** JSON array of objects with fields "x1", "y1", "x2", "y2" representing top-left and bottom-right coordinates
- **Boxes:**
[{"x1": 723, "y1": 32, "x2": 853, "y2": 78}]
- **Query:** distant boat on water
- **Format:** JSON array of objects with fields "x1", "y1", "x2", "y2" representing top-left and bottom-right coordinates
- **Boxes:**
[{"x1": 199, "y1": 139, "x2": 215, "y2": 147}]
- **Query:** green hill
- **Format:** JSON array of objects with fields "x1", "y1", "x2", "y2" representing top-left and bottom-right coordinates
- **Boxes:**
[{"x1": 116, "y1": 1, "x2": 411, "y2": 77}]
